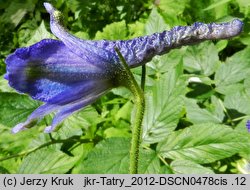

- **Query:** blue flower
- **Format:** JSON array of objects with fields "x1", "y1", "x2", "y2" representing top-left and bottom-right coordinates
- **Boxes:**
[
  {"x1": 246, "y1": 120, "x2": 250, "y2": 133},
  {"x1": 5, "y1": 3, "x2": 123, "y2": 133},
  {"x1": 4, "y1": 2, "x2": 243, "y2": 133}
]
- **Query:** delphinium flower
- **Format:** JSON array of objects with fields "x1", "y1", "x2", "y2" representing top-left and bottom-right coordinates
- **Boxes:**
[
  {"x1": 246, "y1": 120, "x2": 250, "y2": 133},
  {"x1": 4, "y1": 2, "x2": 243, "y2": 133}
]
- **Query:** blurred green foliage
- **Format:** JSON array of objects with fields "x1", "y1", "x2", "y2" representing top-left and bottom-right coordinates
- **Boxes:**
[{"x1": 0, "y1": 0, "x2": 250, "y2": 174}]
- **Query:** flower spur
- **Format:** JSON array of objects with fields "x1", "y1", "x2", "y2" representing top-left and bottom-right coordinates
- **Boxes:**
[{"x1": 4, "y1": 2, "x2": 243, "y2": 133}]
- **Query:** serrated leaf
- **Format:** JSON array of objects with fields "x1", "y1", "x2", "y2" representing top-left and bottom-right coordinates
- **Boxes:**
[
  {"x1": 95, "y1": 20, "x2": 127, "y2": 40},
  {"x1": 26, "y1": 20, "x2": 55, "y2": 46},
  {"x1": 185, "y1": 98, "x2": 223, "y2": 124},
  {"x1": 158, "y1": 0, "x2": 189, "y2": 26},
  {"x1": 145, "y1": 8, "x2": 169, "y2": 35},
  {"x1": 244, "y1": 77, "x2": 250, "y2": 97},
  {"x1": 81, "y1": 138, "x2": 130, "y2": 173},
  {"x1": 235, "y1": 120, "x2": 250, "y2": 159},
  {"x1": 211, "y1": 96, "x2": 225, "y2": 122},
  {"x1": 158, "y1": 0, "x2": 188, "y2": 15},
  {"x1": 138, "y1": 148, "x2": 162, "y2": 174},
  {"x1": 128, "y1": 21, "x2": 145, "y2": 38},
  {"x1": 149, "y1": 49, "x2": 184, "y2": 74},
  {"x1": 215, "y1": 47, "x2": 250, "y2": 94},
  {"x1": 224, "y1": 91, "x2": 250, "y2": 115},
  {"x1": 80, "y1": 138, "x2": 161, "y2": 174},
  {"x1": 157, "y1": 123, "x2": 247, "y2": 164},
  {"x1": 171, "y1": 160, "x2": 214, "y2": 174},
  {"x1": 216, "y1": 83, "x2": 244, "y2": 95},
  {"x1": 142, "y1": 65, "x2": 185, "y2": 144},
  {"x1": 60, "y1": 105, "x2": 100, "y2": 138},
  {"x1": 18, "y1": 146, "x2": 78, "y2": 174},
  {"x1": 115, "y1": 100, "x2": 133, "y2": 121},
  {"x1": 71, "y1": 143, "x2": 94, "y2": 174},
  {"x1": 235, "y1": 118, "x2": 250, "y2": 133},
  {"x1": 0, "y1": 126, "x2": 38, "y2": 158},
  {"x1": 0, "y1": 75, "x2": 15, "y2": 92},
  {"x1": 183, "y1": 41, "x2": 220, "y2": 76},
  {"x1": 0, "y1": 93, "x2": 39, "y2": 127}
]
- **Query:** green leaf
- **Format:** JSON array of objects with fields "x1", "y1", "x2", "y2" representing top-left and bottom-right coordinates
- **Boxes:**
[
  {"x1": 224, "y1": 91, "x2": 250, "y2": 115},
  {"x1": 0, "y1": 166, "x2": 10, "y2": 174},
  {"x1": 238, "y1": 136, "x2": 250, "y2": 159},
  {"x1": 0, "y1": 158, "x2": 22, "y2": 174},
  {"x1": 244, "y1": 77, "x2": 250, "y2": 97},
  {"x1": 183, "y1": 41, "x2": 220, "y2": 76},
  {"x1": 234, "y1": 119, "x2": 250, "y2": 159},
  {"x1": 211, "y1": 96, "x2": 225, "y2": 122},
  {"x1": 185, "y1": 97, "x2": 223, "y2": 124},
  {"x1": 203, "y1": 0, "x2": 232, "y2": 11},
  {"x1": 145, "y1": 8, "x2": 169, "y2": 35},
  {"x1": 104, "y1": 127, "x2": 131, "y2": 138},
  {"x1": 0, "y1": 93, "x2": 39, "y2": 127},
  {"x1": 18, "y1": 146, "x2": 78, "y2": 174},
  {"x1": 81, "y1": 138, "x2": 130, "y2": 173},
  {"x1": 26, "y1": 20, "x2": 55, "y2": 46},
  {"x1": 158, "y1": 0, "x2": 188, "y2": 13},
  {"x1": 235, "y1": 118, "x2": 250, "y2": 133},
  {"x1": 0, "y1": 0, "x2": 36, "y2": 27},
  {"x1": 115, "y1": 100, "x2": 133, "y2": 121},
  {"x1": 215, "y1": 47, "x2": 250, "y2": 94},
  {"x1": 80, "y1": 138, "x2": 161, "y2": 173},
  {"x1": 128, "y1": 21, "x2": 145, "y2": 38},
  {"x1": 149, "y1": 49, "x2": 184, "y2": 74},
  {"x1": 0, "y1": 126, "x2": 38, "y2": 158},
  {"x1": 71, "y1": 143, "x2": 94, "y2": 174},
  {"x1": 158, "y1": 0, "x2": 189, "y2": 26},
  {"x1": 60, "y1": 106, "x2": 101, "y2": 138},
  {"x1": 95, "y1": 20, "x2": 127, "y2": 40},
  {"x1": 236, "y1": 0, "x2": 250, "y2": 16},
  {"x1": 215, "y1": 40, "x2": 228, "y2": 52},
  {"x1": 139, "y1": 148, "x2": 162, "y2": 174},
  {"x1": 170, "y1": 160, "x2": 214, "y2": 174},
  {"x1": 215, "y1": 83, "x2": 244, "y2": 95},
  {"x1": 157, "y1": 123, "x2": 247, "y2": 164},
  {"x1": 142, "y1": 65, "x2": 185, "y2": 144},
  {"x1": 0, "y1": 75, "x2": 15, "y2": 92}
]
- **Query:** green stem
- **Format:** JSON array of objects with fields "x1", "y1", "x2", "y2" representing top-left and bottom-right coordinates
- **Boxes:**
[
  {"x1": 0, "y1": 138, "x2": 92, "y2": 162},
  {"x1": 115, "y1": 47, "x2": 145, "y2": 174}
]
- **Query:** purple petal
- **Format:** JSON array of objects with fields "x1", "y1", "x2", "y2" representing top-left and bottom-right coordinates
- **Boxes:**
[
  {"x1": 44, "y1": 89, "x2": 107, "y2": 133},
  {"x1": 48, "y1": 79, "x2": 112, "y2": 105},
  {"x1": 11, "y1": 80, "x2": 111, "y2": 133},
  {"x1": 44, "y1": 3, "x2": 243, "y2": 69},
  {"x1": 11, "y1": 103, "x2": 60, "y2": 133},
  {"x1": 91, "y1": 19, "x2": 243, "y2": 68},
  {"x1": 43, "y1": 3, "x2": 119, "y2": 69},
  {"x1": 246, "y1": 120, "x2": 250, "y2": 133},
  {"x1": 12, "y1": 123, "x2": 28, "y2": 133},
  {"x1": 5, "y1": 39, "x2": 113, "y2": 103}
]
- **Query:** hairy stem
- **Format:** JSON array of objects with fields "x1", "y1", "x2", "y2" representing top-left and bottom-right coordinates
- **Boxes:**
[{"x1": 115, "y1": 47, "x2": 145, "y2": 174}]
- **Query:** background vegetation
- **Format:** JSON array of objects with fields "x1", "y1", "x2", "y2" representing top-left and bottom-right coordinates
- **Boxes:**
[{"x1": 0, "y1": 0, "x2": 250, "y2": 174}]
